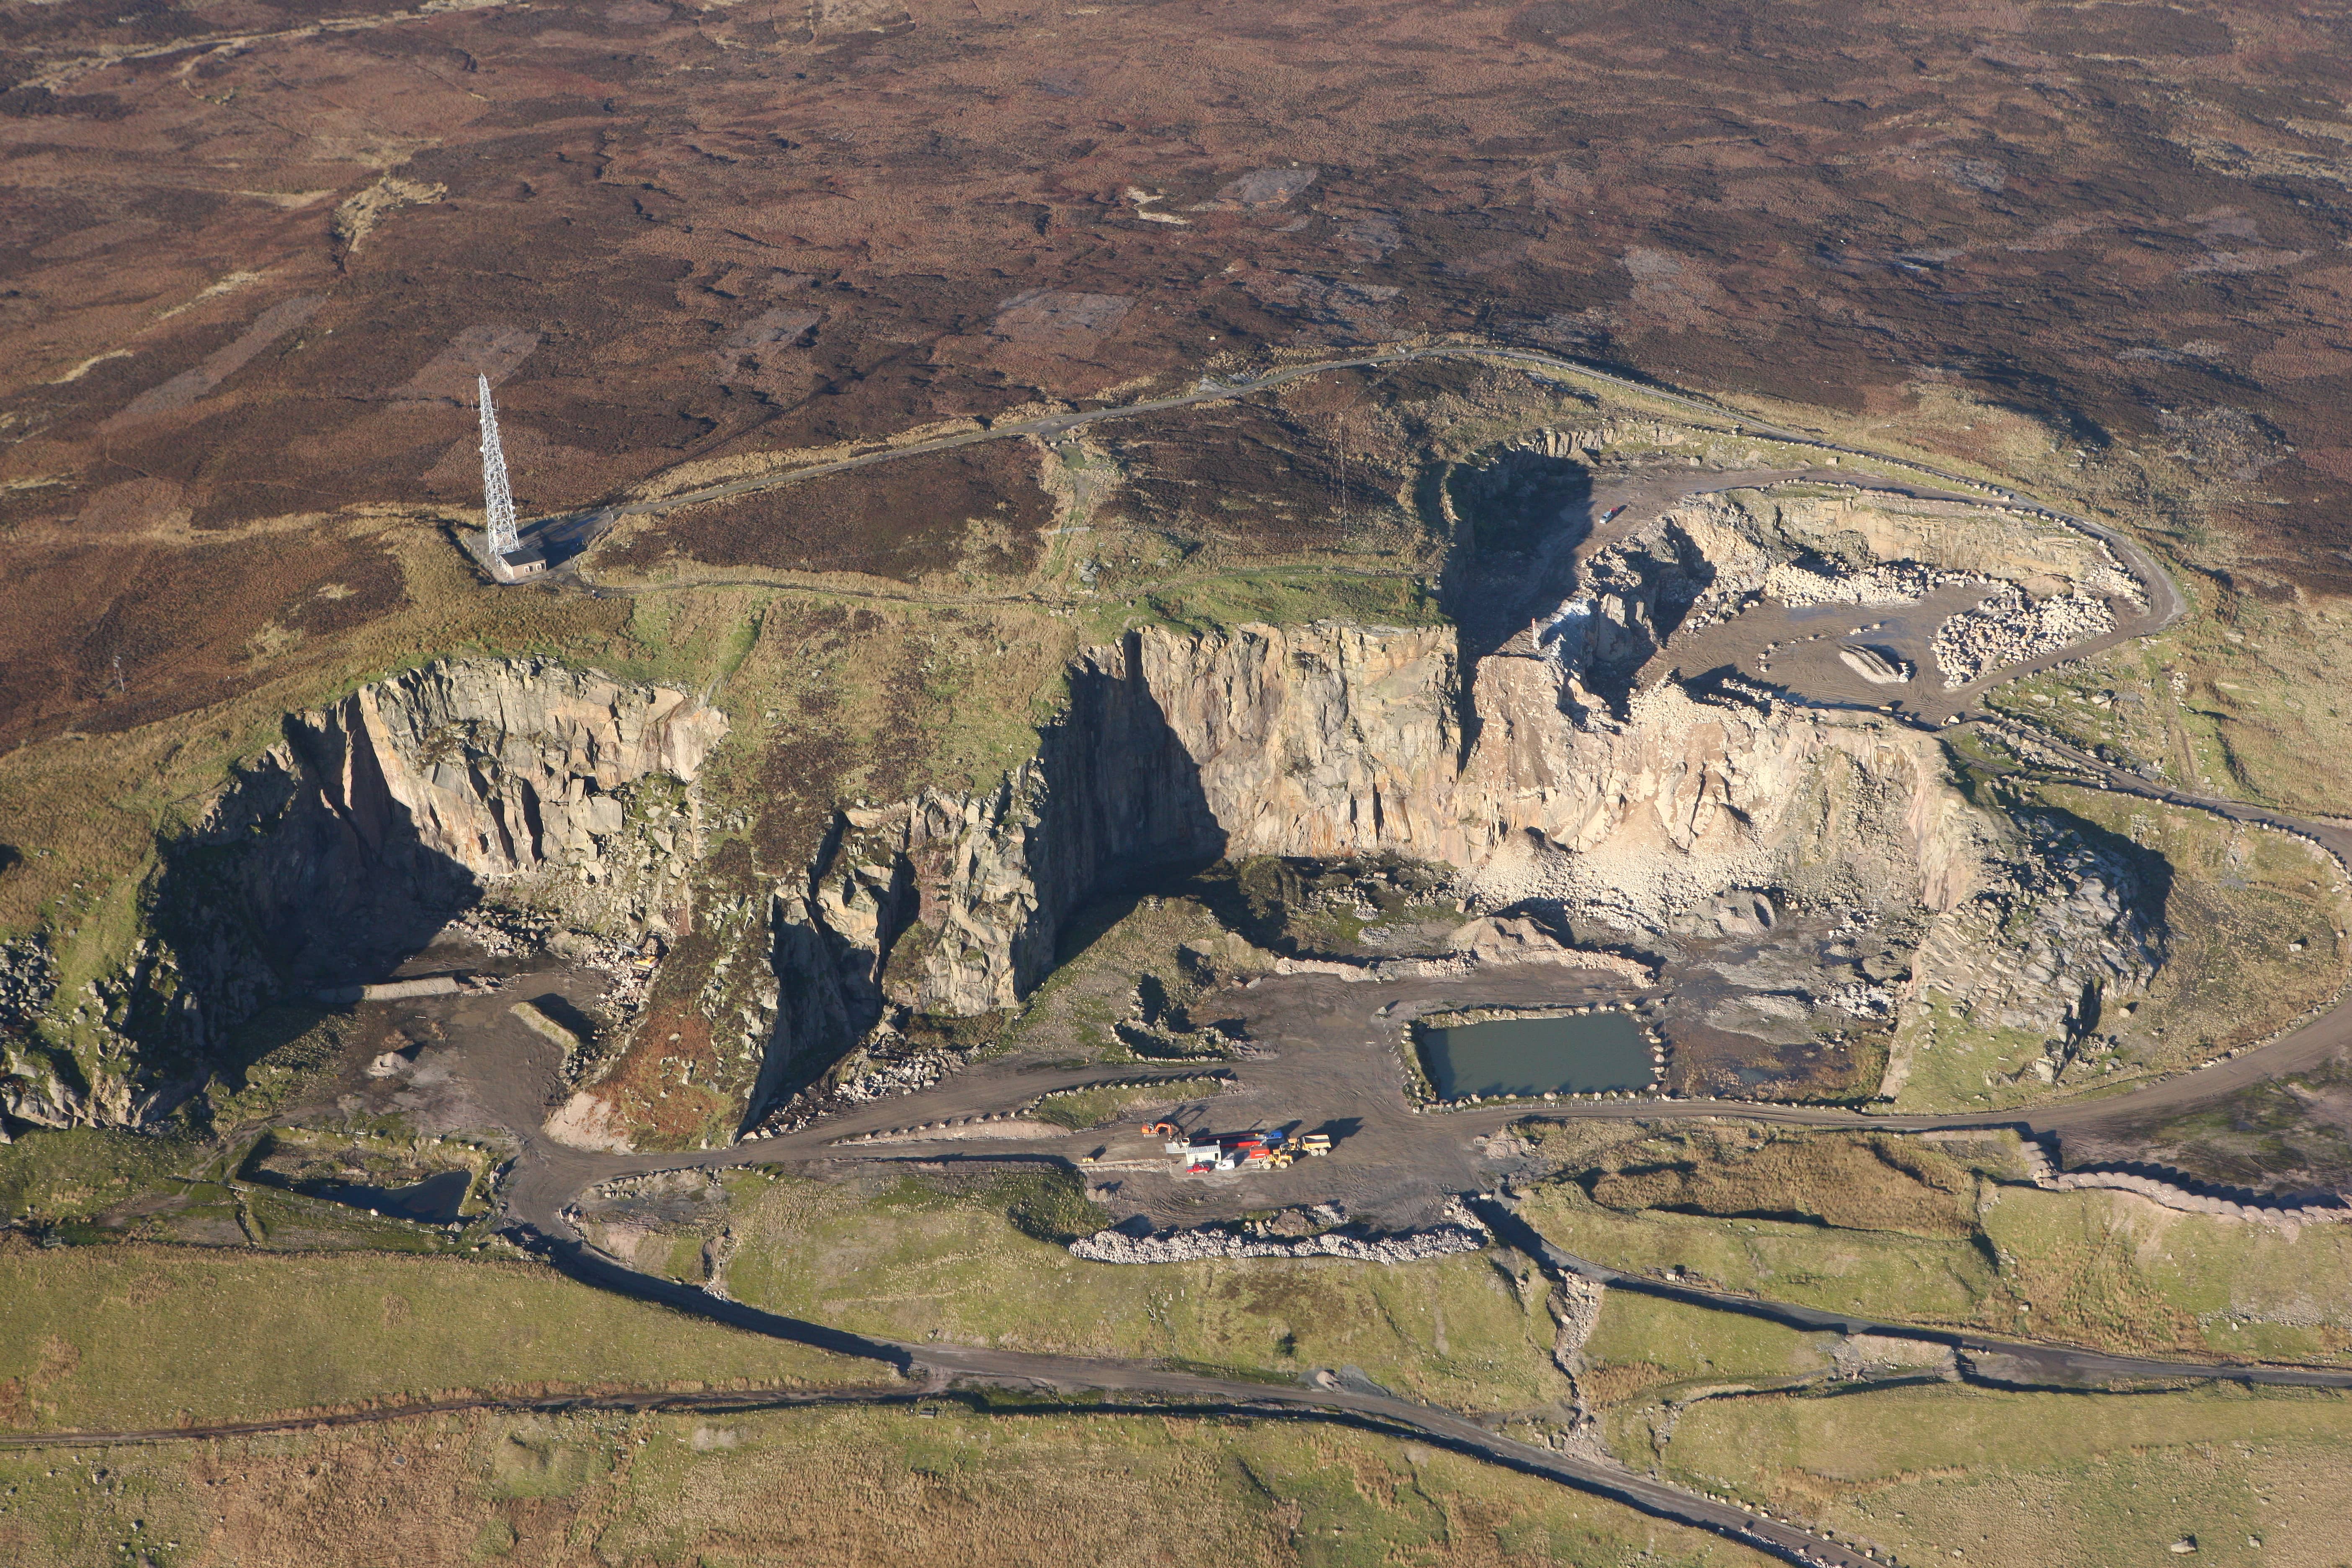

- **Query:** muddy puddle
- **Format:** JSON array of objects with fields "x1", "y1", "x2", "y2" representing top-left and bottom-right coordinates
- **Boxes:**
[
  {"x1": 293, "y1": 1168, "x2": 474, "y2": 1223},
  {"x1": 1416, "y1": 1013, "x2": 1653, "y2": 1097}
]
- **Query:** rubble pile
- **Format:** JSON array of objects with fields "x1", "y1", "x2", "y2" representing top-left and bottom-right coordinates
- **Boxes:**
[
  {"x1": 0, "y1": 937, "x2": 56, "y2": 1040},
  {"x1": 1069, "y1": 1199, "x2": 1489, "y2": 1264},
  {"x1": 1762, "y1": 560, "x2": 1965, "y2": 606},
  {"x1": 2019, "y1": 1139, "x2": 2351, "y2": 1229},
  {"x1": 1934, "y1": 588, "x2": 2116, "y2": 688}
]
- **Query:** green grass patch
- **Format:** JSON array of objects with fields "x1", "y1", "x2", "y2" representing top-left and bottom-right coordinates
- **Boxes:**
[
  {"x1": 1532, "y1": 1181, "x2": 2002, "y2": 1333},
  {"x1": 0, "y1": 1241, "x2": 877, "y2": 1430},
  {"x1": 1581, "y1": 1288, "x2": 1831, "y2": 1416},
  {"x1": 591, "y1": 1401, "x2": 1777, "y2": 1568},
  {"x1": 723, "y1": 1170, "x2": 1565, "y2": 1411},
  {"x1": 0, "y1": 1127, "x2": 196, "y2": 1224},
  {"x1": 1651, "y1": 1380, "x2": 2352, "y2": 1568}
]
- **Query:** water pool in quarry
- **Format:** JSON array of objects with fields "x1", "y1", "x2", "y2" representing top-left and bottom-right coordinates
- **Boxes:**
[{"x1": 1416, "y1": 1011, "x2": 1654, "y2": 1099}]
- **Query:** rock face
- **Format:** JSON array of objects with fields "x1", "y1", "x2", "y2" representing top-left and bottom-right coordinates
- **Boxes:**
[
  {"x1": 288, "y1": 658, "x2": 725, "y2": 888},
  {"x1": 3, "y1": 659, "x2": 724, "y2": 1130},
  {"x1": 201, "y1": 658, "x2": 726, "y2": 972},
  {"x1": 753, "y1": 482, "x2": 2163, "y2": 1125},
  {"x1": 1138, "y1": 622, "x2": 1461, "y2": 860}
]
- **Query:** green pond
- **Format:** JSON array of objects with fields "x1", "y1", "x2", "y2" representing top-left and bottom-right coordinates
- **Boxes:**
[{"x1": 1415, "y1": 1011, "x2": 1653, "y2": 1099}]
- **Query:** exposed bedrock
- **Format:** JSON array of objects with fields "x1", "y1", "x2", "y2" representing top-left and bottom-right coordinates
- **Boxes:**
[
  {"x1": 758, "y1": 638, "x2": 2161, "y2": 1121},
  {"x1": 2, "y1": 659, "x2": 724, "y2": 1130},
  {"x1": 758, "y1": 483, "x2": 2167, "y2": 1125},
  {"x1": 222, "y1": 658, "x2": 725, "y2": 955}
]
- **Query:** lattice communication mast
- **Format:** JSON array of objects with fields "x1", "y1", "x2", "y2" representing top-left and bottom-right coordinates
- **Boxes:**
[{"x1": 477, "y1": 373, "x2": 519, "y2": 563}]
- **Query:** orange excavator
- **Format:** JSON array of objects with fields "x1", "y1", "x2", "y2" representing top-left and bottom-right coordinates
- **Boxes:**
[{"x1": 1141, "y1": 1121, "x2": 1179, "y2": 1137}]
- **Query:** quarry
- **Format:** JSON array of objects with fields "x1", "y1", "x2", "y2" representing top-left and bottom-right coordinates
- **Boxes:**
[
  {"x1": 7, "y1": 353, "x2": 2351, "y2": 1568},
  {"x1": 10, "y1": 1, "x2": 2352, "y2": 1558},
  {"x1": 3, "y1": 391, "x2": 2251, "y2": 1222}
]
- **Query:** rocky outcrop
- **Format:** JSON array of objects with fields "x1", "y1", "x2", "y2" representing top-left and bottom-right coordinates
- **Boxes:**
[
  {"x1": 745, "y1": 479, "x2": 2171, "y2": 1128},
  {"x1": 269, "y1": 657, "x2": 724, "y2": 905},
  {"x1": 5, "y1": 659, "x2": 725, "y2": 1130},
  {"x1": 194, "y1": 658, "x2": 724, "y2": 975},
  {"x1": 1908, "y1": 821, "x2": 2163, "y2": 1034}
]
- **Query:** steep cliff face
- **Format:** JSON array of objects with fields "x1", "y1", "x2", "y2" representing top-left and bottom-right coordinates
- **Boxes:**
[
  {"x1": 2, "y1": 659, "x2": 725, "y2": 1130},
  {"x1": 756, "y1": 639, "x2": 1224, "y2": 1102},
  {"x1": 750, "y1": 483, "x2": 2167, "y2": 1124},
  {"x1": 1135, "y1": 622, "x2": 1462, "y2": 861},
  {"x1": 289, "y1": 659, "x2": 725, "y2": 890},
  {"x1": 201, "y1": 658, "x2": 727, "y2": 970}
]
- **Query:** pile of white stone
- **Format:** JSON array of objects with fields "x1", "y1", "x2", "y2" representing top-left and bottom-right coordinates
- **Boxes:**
[
  {"x1": 1070, "y1": 1200, "x2": 1490, "y2": 1265},
  {"x1": 834, "y1": 1051, "x2": 951, "y2": 1104},
  {"x1": 740, "y1": 1041, "x2": 962, "y2": 1141},
  {"x1": 1763, "y1": 560, "x2": 1958, "y2": 606},
  {"x1": 1933, "y1": 588, "x2": 2115, "y2": 688},
  {"x1": 440, "y1": 907, "x2": 550, "y2": 958},
  {"x1": 1817, "y1": 980, "x2": 1896, "y2": 1020},
  {"x1": 1268, "y1": 922, "x2": 1656, "y2": 987}
]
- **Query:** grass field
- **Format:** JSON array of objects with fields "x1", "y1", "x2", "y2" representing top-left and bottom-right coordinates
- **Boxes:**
[
  {"x1": 0, "y1": 1241, "x2": 872, "y2": 1431},
  {"x1": 1515, "y1": 1133, "x2": 2352, "y2": 1362},
  {"x1": 2031, "y1": 784, "x2": 2352, "y2": 1064},
  {"x1": 1578, "y1": 1289, "x2": 1833, "y2": 1411},
  {"x1": 0, "y1": 1401, "x2": 1777, "y2": 1568},
  {"x1": 1647, "y1": 1381, "x2": 2352, "y2": 1568},
  {"x1": 721, "y1": 1168, "x2": 1571, "y2": 1412}
]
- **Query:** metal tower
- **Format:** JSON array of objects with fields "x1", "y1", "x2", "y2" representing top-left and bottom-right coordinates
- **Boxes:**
[{"x1": 477, "y1": 373, "x2": 518, "y2": 562}]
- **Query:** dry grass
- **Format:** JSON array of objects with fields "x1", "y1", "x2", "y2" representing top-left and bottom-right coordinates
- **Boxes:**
[
  {"x1": 1588, "y1": 1134, "x2": 1979, "y2": 1238},
  {"x1": 0, "y1": 1239, "x2": 872, "y2": 1431},
  {"x1": 2037, "y1": 784, "x2": 2352, "y2": 1068},
  {"x1": 0, "y1": 1403, "x2": 1778, "y2": 1568}
]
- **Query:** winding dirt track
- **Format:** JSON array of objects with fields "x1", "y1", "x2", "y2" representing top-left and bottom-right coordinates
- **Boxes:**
[{"x1": 551, "y1": 338, "x2": 2174, "y2": 611}]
